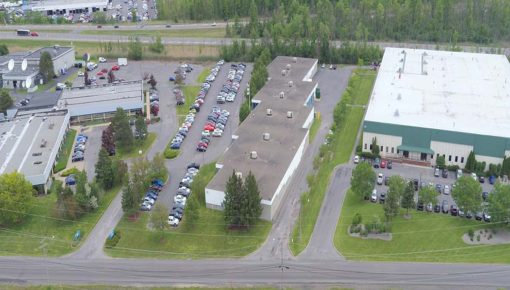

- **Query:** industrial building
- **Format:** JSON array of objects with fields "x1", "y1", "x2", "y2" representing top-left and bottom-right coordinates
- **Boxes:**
[
  {"x1": 0, "y1": 110, "x2": 70, "y2": 192},
  {"x1": 205, "y1": 56, "x2": 318, "y2": 221},
  {"x1": 28, "y1": 0, "x2": 109, "y2": 15},
  {"x1": 363, "y1": 47, "x2": 510, "y2": 169},
  {"x1": 58, "y1": 80, "x2": 144, "y2": 124},
  {"x1": 0, "y1": 46, "x2": 75, "y2": 89}
]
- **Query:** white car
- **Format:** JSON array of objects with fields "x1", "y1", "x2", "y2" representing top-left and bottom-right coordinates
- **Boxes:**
[
  {"x1": 377, "y1": 173, "x2": 384, "y2": 185},
  {"x1": 443, "y1": 185, "x2": 450, "y2": 195},
  {"x1": 471, "y1": 172, "x2": 477, "y2": 181},
  {"x1": 168, "y1": 215, "x2": 180, "y2": 226},
  {"x1": 371, "y1": 189, "x2": 378, "y2": 202},
  {"x1": 77, "y1": 71, "x2": 84, "y2": 77},
  {"x1": 174, "y1": 194, "x2": 187, "y2": 205},
  {"x1": 212, "y1": 128, "x2": 223, "y2": 137},
  {"x1": 353, "y1": 155, "x2": 360, "y2": 164},
  {"x1": 56, "y1": 83, "x2": 66, "y2": 90},
  {"x1": 143, "y1": 197, "x2": 155, "y2": 205},
  {"x1": 98, "y1": 57, "x2": 107, "y2": 63},
  {"x1": 202, "y1": 130, "x2": 211, "y2": 138}
]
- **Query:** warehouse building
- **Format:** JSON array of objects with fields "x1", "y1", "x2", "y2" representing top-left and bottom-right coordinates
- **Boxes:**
[
  {"x1": 363, "y1": 47, "x2": 510, "y2": 169},
  {"x1": 205, "y1": 56, "x2": 318, "y2": 221},
  {"x1": 0, "y1": 110, "x2": 70, "y2": 192},
  {"x1": 28, "y1": 0, "x2": 109, "y2": 15},
  {"x1": 58, "y1": 80, "x2": 144, "y2": 124}
]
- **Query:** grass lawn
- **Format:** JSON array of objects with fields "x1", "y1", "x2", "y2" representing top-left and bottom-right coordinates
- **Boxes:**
[
  {"x1": 81, "y1": 28, "x2": 226, "y2": 38},
  {"x1": 105, "y1": 163, "x2": 272, "y2": 259},
  {"x1": 53, "y1": 129, "x2": 77, "y2": 173},
  {"x1": 0, "y1": 186, "x2": 119, "y2": 257},
  {"x1": 196, "y1": 67, "x2": 211, "y2": 84},
  {"x1": 308, "y1": 114, "x2": 321, "y2": 142},
  {"x1": 116, "y1": 132, "x2": 157, "y2": 159},
  {"x1": 289, "y1": 69, "x2": 376, "y2": 256},
  {"x1": 176, "y1": 85, "x2": 200, "y2": 116},
  {"x1": 334, "y1": 189, "x2": 510, "y2": 263}
]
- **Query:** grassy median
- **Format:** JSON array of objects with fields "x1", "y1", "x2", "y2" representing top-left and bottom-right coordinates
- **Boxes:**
[
  {"x1": 289, "y1": 69, "x2": 376, "y2": 256},
  {"x1": 81, "y1": 28, "x2": 226, "y2": 38},
  {"x1": 116, "y1": 132, "x2": 157, "y2": 159},
  {"x1": 105, "y1": 163, "x2": 272, "y2": 259},
  {"x1": 53, "y1": 129, "x2": 77, "y2": 173}
]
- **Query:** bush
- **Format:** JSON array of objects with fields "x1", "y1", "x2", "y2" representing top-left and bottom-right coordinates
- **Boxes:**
[
  {"x1": 468, "y1": 228, "x2": 474, "y2": 240},
  {"x1": 105, "y1": 230, "x2": 121, "y2": 248},
  {"x1": 61, "y1": 167, "x2": 79, "y2": 177},
  {"x1": 164, "y1": 148, "x2": 179, "y2": 159},
  {"x1": 477, "y1": 235, "x2": 481, "y2": 242},
  {"x1": 352, "y1": 213, "x2": 363, "y2": 226},
  {"x1": 360, "y1": 151, "x2": 377, "y2": 159},
  {"x1": 488, "y1": 234, "x2": 492, "y2": 240},
  {"x1": 360, "y1": 228, "x2": 368, "y2": 237},
  {"x1": 150, "y1": 116, "x2": 161, "y2": 123},
  {"x1": 446, "y1": 165, "x2": 460, "y2": 171}
]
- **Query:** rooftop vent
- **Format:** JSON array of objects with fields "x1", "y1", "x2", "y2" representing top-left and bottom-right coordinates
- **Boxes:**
[
  {"x1": 281, "y1": 69, "x2": 286, "y2": 76},
  {"x1": 293, "y1": 57, "x2": 297, "y2": 63},
  {"x1": 263, "y1": 133, "x2": 270, "y2": 141},
  {"x1": 394, "y1": 109, "x2": 399, "y2": 117},
  {"x1": 286, "y1": 64, "x2": 291, "y2": 70},
  {"x1": 40, "y1": 139, "x2": 47, "y2": 148},
  {"x1": 48, "y1": 123, "x2": 54, "y2": 129},
  {"x1": 288, "y1": 81, "x2": 293, "y2": 87},
  {"x1": 235, "y1": 171, "x2": 243, "y2": 179},
  {"x1": 279, "y1": 91, "x2": 285, "y2": 99},
  {"x1": 287, "y1": 111, "x2": 293, "y2": 118},
  {"x1": 397, "y1": 93, "x2": 402, "y2": 100},
  {"x1": 266, "y1": 108, "x2": 272, "y2": 116},
  {"x1": 32, "y1": 152, "x2": 42, "y2": 156},
  {"x1": 250, "y1": 151, "x2": 258, "y2": 159},
  {"x1": 33, "y1": 161, "x2": 42, "y2": 165}
]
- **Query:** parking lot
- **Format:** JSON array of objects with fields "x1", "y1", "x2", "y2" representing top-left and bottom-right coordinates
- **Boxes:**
[
  {"x1": 368, "y1": 160, "x2": 495, "y2": 217},
  {"x1": 108, "y1": 0, "x2": 157, "y2": 22}
]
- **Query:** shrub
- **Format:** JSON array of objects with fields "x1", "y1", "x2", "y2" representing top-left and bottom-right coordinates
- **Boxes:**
[
  {"x1": 446, "y1": 165, "x2": 459, "y2": 171},
  {"x1": 488, "y1": 234, "x2": 492, "y2": 240},
  {"x1": 163, "y1": 148, "x2": 179, "y2": 159},
  {"x1": 105, "y1": 230, "x2": 121, "y2": 248},
  {"x1": 352, "y1": 213, "x2": 363, "y2": 226},
  {"x1": 61, "y1": 167, "x2": 79, "y2": 177},
  {"x1": 468, "y1": 228, "x2": 474, "y2": 240},
  {"x1": 360, "y1": 228, "x2": 368, "y2": 237},
  {"x1": 151, "y1": 116, "x2": 161, "y2": 123},
  {"x1": 477, "y1": 235, "x2": 481, "y2": 242},
  {"x1": 360, "y1": 151, "x2": 376, "y2": 159}
]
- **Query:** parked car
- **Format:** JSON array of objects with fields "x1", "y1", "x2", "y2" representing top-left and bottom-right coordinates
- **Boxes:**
[
  {"x1": 353, "y1": 155, "x2": 359, "y2": 164},
  {"x1": 426, "y1": 202, "x2": 433, "y2": 212},
  {"x1": 377, "y1": 173, "x2": 384, "y2": 185},
  {"x1": 140, "y1": 202, "x2": 152, "y2": 211},
  {"x1": 65, "y1": 175, "x2": 76, "y2": 186},
  {"x1": 434, "y1": 168, "x2": 440, "y2": 177},
  {"x1": 433, "y1": 203, "x2": 441, "y2": 213},
  {"x1": 443, "y1": 185, "x2": 450, "y2": 195},
  {"x1": 387, "y1": 160, "x2": 393, "y2": 169},
  {"x1": 168, "y1": 215, "x2": 180, "y2": 226},
  {"x1": 475, "y1": 212, "x2": 483, "y2": 221},
  {"x1": 111, "y1": 65, "x2": 120, "y2": 71},
  {"x1": 373, "y1": 158, "x2": 380, "y2": 168},
  {"x1": 450, "y1": 205, "x2": 458, "y2": 216},
  {"x1": 417, "y1": 201, "x2": 424, "y2": 211},
  {"x1": 370, "y1": 189, "x2": 378, "y2": 202},
  {"x1": 479, "y1": 176, "x2": 485, "y2": 183},
  {"x1": 456, "y1": 169, "x2": 463, "y2": 179},
  {"x1": 98, "y1": 57, "x2": 107, "y2": 63},
  {"x1": 379, "y1": 192, "x2": 386, "y2": 204},
  {"x1": 482, "y1": 191, "x2": 489, "y2": 201},
  {"x1": 442, "y1": 200, "x2": 449, "y2": 213},
  {"x1": 442, "y1": 169, "x2": 448, "y2": 178},
  {"x1": 483, "y1": 211, "x2": 491, "y2": 222},
  {"x1": 380, "y1": 159, "x2": 387, "y2": 168}
]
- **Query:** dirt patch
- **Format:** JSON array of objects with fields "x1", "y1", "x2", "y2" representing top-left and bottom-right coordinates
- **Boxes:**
[
  {"x1": 348, "y1": 225, "x2": 393, "y2": 241},
  {"x1": 463, "y1": 228, "x2": 510, "y2": 245}
]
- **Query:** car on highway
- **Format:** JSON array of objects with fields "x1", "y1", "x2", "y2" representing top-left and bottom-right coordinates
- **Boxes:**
[{"x1": 30, "y1": 31, "x2": 39, "y2": 36}]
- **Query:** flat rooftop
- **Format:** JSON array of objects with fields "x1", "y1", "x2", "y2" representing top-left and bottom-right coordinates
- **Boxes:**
[
  {"x1": 59, "y1": 81, "x2": 143, "y2": 116},
  {"x1": 30, "y1": 0, "x2": 108, "y2": 10},
  {"x1": 365, "y1": 47, "x2": 510, "y2": 138},
  {"x1": 0, "y1": 110, "x2": 70, "y2": 185},
  {"x1": 207, "y1": 56, "x2": 318, "y2": 201},
  {"x1": 26, "y1": 46, "x2": 74, "y2": 60}
]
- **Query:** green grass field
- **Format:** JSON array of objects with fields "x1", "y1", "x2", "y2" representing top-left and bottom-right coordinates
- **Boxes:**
[
  {"x1": 308, "y1": 114, "x2": 321, "y2": 142},
  {"x1": 105, "y1": 163, "x2": 272, "y2": 259},
  {"x1": 0, "y1": 186, "x2": 119, "y2": 256},
  {"x1": 196, "y1": 67, "x2": 211, "y2": 83},
  {"x1": 116, "y1": 132, "x2": 157, "y2": 159},
  {"x1": 81, "y1": 28, "x2": 226, "y2": 38},
  {"x1": 176, "y1": 85, "x2": 200, "y2": 116},
  {"x1": 334, "y1": 189, "x2": 510, "y2": 263},
  {"x1": 53, "y1": 129, "x2": 77, "y2": 173},
  {"x1": 289, "y1": 70, "x2": 376, "y2": 256}
]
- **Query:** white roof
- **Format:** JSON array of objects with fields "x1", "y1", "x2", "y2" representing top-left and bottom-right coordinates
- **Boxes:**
[
  {"x1": 30, "y1": 0, "x2": 108, "y2": 11},
  {"x1": 365, "y1": 47, "x2": 510, "y2": 138}
]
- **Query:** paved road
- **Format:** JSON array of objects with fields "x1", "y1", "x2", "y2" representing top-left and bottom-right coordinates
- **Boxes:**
[
  {"x1": 1, "y1": 256, "x2": 509, "y2": 288},
  {"x1": 0, "y1": 22, "x2": 229, "y2": 31}
]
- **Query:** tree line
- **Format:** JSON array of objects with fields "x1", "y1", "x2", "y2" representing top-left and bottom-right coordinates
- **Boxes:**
[{"x1": 163, "y1": 0, "x2": 510, "y2": 45}]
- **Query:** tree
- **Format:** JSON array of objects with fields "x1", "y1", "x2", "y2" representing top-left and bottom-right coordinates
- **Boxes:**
[
  {"x1": 418, "y1": 185, "x2": 439, "y2": 211},
  {"x1": 130, "y1": 157, "x2": 150, "y2": 202},
  {"x1": 92, "y1": 11, "x2": 107, "y2": 24},
  {"x1": 148, "y1": 74, "x2": 157, "y2": 89},
  {"x1": 134, "y1": 116, "x2": 148, "y2": 140},
  {"x1": 111, "y1": 158, "x2": 128, "y2": 187},
  {"x1": 0, "y1": 90, "x2": 13, "y2": 113},
  {"x1": 84, "y1": 70, "x2": 91, "y2": 86},
  {"x1": 436, "y1": 155, "x2": 446, "y2": 169},
  {"x1": 107, "y1": 70, "x2": 115, "y2": 83},
  {"x1": 121, "y1": 178, "x2": 138, "y2": 214},
  {"x1": 39, "y1": 51, "x2": 55, "y2": 82},
  {"x1": 371, "y1": 137, "x2": 380, "y2": 156},
  {"x1": 150, "y1": 203, "x2": 168, "y2": 239},
  {"x1": 54, "y1": 185, "x2": 82, "y2": 220},
  {"x1": 149, "y1": 36, "x2": 165, "y2": 53},
  {"x1": 128, "y1": 37, "x2": 143, "y2": 60},
  {"x1": 149, "y1": 152, "x2": 167, "y2": 181},
  {"x1": 488, "y1": 183, "x2": 510, "y2": 225},
  {"x1": 184, "y1": 195, "x2": 199, "y2": 229},
  {"x1": 240, "y1": 171, "x2": 262, "y2": 227},
  {"x1": 131, "y1": 8, "x2": 137, "y2": 22},
  {"x1": 401, "y1": 181, "x2": 416, "y2": 216},
  {"x1": 74, "y1": 170, "x2": 89, "y2": 210},
  {"x1": 465, "y1": 151, "x2": 476, "y2": 172},
  {"x1": 350, "y1": 162, "x2": 376, "y2": 201},
  {"x1": 223, "y1": 171, "x2": 243, "y2": 226},
  {"x1": 101, "y1": 124, "x2": 115, "y2": 155},
  {"x1": 452, "y1": 176, "x2": 482, "y2": 214},
  {"x1": 111, "y1": 108, "x2": 134, "y2": 151},
  {"x1": 95, "y1": 148, "x2": 114, "y2": 190},
  {"x1": 0, "y1": 172, "x2": 34, "y2": 225},
  {"x1": 384, "y1": 176, "x2": 406, "y2": 221},
  {"x1": 0, "y1": 44, "x2": 8, "y2": 56}
]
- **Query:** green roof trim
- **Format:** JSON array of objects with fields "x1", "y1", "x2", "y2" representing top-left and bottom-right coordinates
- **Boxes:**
[
  {"x1": 397, "y1": 145, "x2": 434, "y2": 154},
  {"x1": 364, "y1": 121, "x2": 510, "y2": 158}
]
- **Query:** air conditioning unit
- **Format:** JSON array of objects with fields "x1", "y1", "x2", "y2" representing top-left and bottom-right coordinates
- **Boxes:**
[
  {"x1": 263, "y1": 133, "x2": 270, "y2": 141},
  {"x1": 266, "y1": 108, "x2": 272, "y2": 116},
  {"x1": 286, "y1": 64, "x2": 291, "y2": 70},
  {"x1": 279, "y1": 91, "x2": 285, "y2": 99},
  {"x1": 281, "y1": 70, "x2": 286, "y2": 76},
  {"x1": 288, "y1": 81, "x2": 294, "y2": 87},
  {"x1": 287, "y1": 111, "x2": 293, "y2": 118},
  {"x1": 250, "y1": 151, "x2": 258, "y2": 159},
  {"x1": 293, "y1": 57, "x2": 297, "y2": 63},
  {"x1": 235, "y1": 171, "x2": 243, "y2": 179}
]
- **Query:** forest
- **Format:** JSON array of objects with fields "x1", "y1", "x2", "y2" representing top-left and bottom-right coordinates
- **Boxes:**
[{"x1": 159, "y1": 0, "x2": 510, "y2": 44}]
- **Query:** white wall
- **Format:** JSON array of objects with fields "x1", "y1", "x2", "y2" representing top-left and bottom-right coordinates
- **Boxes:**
[
  {"x1": 302, "y1": 107, "x2": 315, "y2": 130},
  {"x1": 475, "y1": 155, "x2": 504, "y2": 170},
  {"x1": 302, "y1": 60, "x2": 318, "y2": 82},
  {"x1": 205, "y1": 188, "x2": 225, "y2": 210},
  {"x1": 430, "y1": 141, "x2": 473, "y2": 167},
  {"x1": 362, "y1": 132, "x2": 402, "y2": 157},
  {"x1": 53, "y1": 48, "x2": 76, "y2": 76}
]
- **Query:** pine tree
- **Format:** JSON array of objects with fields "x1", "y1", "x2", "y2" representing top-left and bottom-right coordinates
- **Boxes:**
[
  {"x1": 95, "y1": 148, "x2": 114, "y2": 189},
  {"x1": 74, "y1": 170, "x2": 89, "y2": 211},
  {"x1": 401, "y1": 180, "x2": 416, "y2": 216},
  {"x1": 465, "y1": 151, "x2": 476, "y2": 172},
  {"x1": 111, "y1": 108, "x2": 134, "y2": 152},
  {"x1": 241, "y1": 171, "x2": 262, "y2": 227},
  {"x1": 184, "y1": 195, "x2": 199, "y2": 230},
  {"x1": 223, "y1": 171, "x2": 243, "y2": 226},
  {"x1": 39, "y1": 51, "x2": 55, "y2": 82},
  {"x1": 134, "y1": 116, "x2": 148, "y2": 140}
]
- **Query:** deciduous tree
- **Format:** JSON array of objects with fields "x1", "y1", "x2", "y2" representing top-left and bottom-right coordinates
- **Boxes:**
[
  {"x1": 384, "y1": 176, "x2": 406, "y2": 221},
  {"x1": 401, "y1": 180, "x2": 416, "y2": 216},
  {"x1": 452, "y1": 176, "x2": 482, "y2": 215},
  {"x1": 149, "y1": 152, "x2": 167, "y2": 181},
  {"x1": 39, "y1": 51, "x2": 55, "y2": 82},
  {"x1": 150, "y1": 203, "x2": 168, "y2": 239},
  {"x1": 350, "y1": 162, "x2": 376, "y2": 201},
  {"x1": 488, "y1": 183, "x2": 510, "y2": 225},
  {"x1": 0, "y1": 172, "x2": 34, "y2": 225},
  {"x1": 0, "y1": 90, "x2": 13, "y2": 113}
]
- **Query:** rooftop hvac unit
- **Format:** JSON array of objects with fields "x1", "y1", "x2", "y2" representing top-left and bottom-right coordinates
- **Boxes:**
[
  {"x1": 288, "y1": 81, "x2": 294, "y2": 87},
  {"x1": 286, "y1": 64, "x2": 291, "y2": 70},
  {"x1": 293, "y1": 57, "x2": 297, "y2": 63},
  {"x1": 263, "y1": 133, "x2": 270, "y2": 141},
  {"x1": 250, "y1": 151, "x2": 258, "y2": 159},
  {"x1": 266, "y1": 108, "x2": 272, "y2": 116},
  {"x1": 281, "y1": 70, "x2": 286, "y2": 76},
  {"x1": 40, "y1": 139, "x2": 47, "y2": 148},
  {"x1": 287, "y1": 111, "x2": 293, "y2": 118},
  {"x1": 235, "y1": 171, "x2": 243, "y2": 179},
  {"x1": 279, "y1": 91, "x2": 285, "y2": 99}
]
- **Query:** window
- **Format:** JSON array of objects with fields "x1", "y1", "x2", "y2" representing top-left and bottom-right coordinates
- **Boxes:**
[
  {"x1": 380, "y1": 145, "x2": 383, "y2": 152},
  {"x1": 397, "y1": 149, "x2": 400, "y2": 154},
  {"x1": 431, "y1": 154, "x2": 434, "y2": 159},
  {"x1": 391, "y1": 147, "x2": 394, "y2": 153},
  {"x1": 370, "y1": 144, "x2": 373, "y2": 150},
  {"x1": 364, "y1": 143, "x2": 367, "y2": 150},
  {"x1": 448, "y1": 155, "x2": 452, "y2": 162},
  {"x1": 455, "y1": 156, "x2": 458, "y2": 162},
  {"x1": 461, "y1": 157, "x2": 464, "y2": 163},
  {"x1": 386, "y1": 146, "x2": 388, "y2": 153}
]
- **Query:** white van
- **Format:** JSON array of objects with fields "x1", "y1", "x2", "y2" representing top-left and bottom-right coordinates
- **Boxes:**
[{"x1": 456, "y1": 169, "x2": 463, "y2": 179}]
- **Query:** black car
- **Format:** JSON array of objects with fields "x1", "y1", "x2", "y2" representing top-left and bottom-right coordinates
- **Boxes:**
[
  {"x1": 434, "y1": 204, "x2": 441, "y2": 213},
  {"x1": 466, "y1": 211, "x2": 473, "y2": 219},
  {"x1": 176, "y1": 98, "x2": 185, "y2": 105},
  {"x1": 442, "y1": 169, "x2": 448, "y2": 178},
  {"x1": 413, "y1": 179, "x2": 419, "y2": 191},
  {"x1": 482, "y1": 191, "x2": 489, "y2": 201},
  {"x1": 187, "y1": 163, "x2": 200, "y2": 170},
  {"x1": 417, "y1": 202, "x2": 424, "y2": 211},
  {"x1": 442, "y1": 200, "x2": 449, "y2": 213},
  {"x1": 197, "y1": 145, "x2": 207, "y2": 152},
  {"x1": 435, "y1": 184, "x2": 442, "y2": 193},
  {"x1": 475, "y1": 212, "x2": 483, "y2": 221},
  {"x1": 379, "y1": 193, "x2": 386, "y2": 204},
  {"x1": 450, "y1": 205, "x2": 458, "y2": 216},
  {"x1": 72, "y1": 155, "x2": 84, "y2": 162},
  {"x1": 479, "y1": 176, "x2": 485, "y2": 183}
]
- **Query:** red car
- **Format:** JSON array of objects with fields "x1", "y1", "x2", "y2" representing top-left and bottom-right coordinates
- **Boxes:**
[
  {"x1": 101, "y1": 68, "x2": 108, "y2": 73},
  {"x1": 380, "y1": 159, "x2": 387, "y2": 168},
  {"x1": 111, "y1": 65, "x2": 120, "y2": 71},
  {"x1": 197, "y1": 142, "x2": 209, "y2": 148},
  {"x1": 96, "y1": 71, "x2": 104, "y2": 76},
  {"x1": 203, "y1": 125, "x2": 215, "y2": 131},
  {"x1": 30, "y1": 32, "x2": 39, "y2": 37}
]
